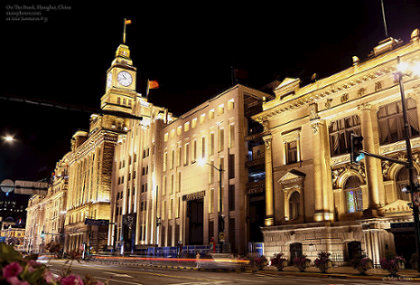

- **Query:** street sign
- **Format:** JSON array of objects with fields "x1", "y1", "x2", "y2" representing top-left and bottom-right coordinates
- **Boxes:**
[{"x1": 84, "y1": 218, "x2": 109, "y2": 226}]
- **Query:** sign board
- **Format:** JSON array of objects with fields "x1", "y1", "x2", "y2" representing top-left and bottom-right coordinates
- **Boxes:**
[
  {"x1": 182, "y1": 190, "x2": 205, "y2": 201},
  {"x1": 84, "y1": 218, "x2": 109, "y2": 226}
]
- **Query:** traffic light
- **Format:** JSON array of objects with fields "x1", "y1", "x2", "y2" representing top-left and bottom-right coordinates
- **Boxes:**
[{"x1": 350, "y1": 134, "x2": 364, "y2": 163}]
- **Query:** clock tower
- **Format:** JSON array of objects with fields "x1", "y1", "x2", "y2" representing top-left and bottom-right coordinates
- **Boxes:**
[{"x1": 100, "y1": 43, "x2": 139, "y2": 114}]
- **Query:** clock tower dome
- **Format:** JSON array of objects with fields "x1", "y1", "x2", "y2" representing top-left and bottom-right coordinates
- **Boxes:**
[{"x1": 100, "y1": 43, "x2": 139, "y2": 114}]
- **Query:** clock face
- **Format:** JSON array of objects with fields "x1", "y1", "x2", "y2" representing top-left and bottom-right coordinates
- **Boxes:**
[
  {"x1": 106, "y1": 73, "x2": 112, "y2": 89},
  {"x1": 117, "y1": 71, "x2": 133, "y2": 87}
]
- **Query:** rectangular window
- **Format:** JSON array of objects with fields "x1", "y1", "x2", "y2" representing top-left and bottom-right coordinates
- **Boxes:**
[
  {"x1": 177, "y1": 172, "x2": 181, "y2": 192},
  {"x1": 176, "y1": 197, "x2": 180, "y2": 218},
  {"x1": 209, "y1": 109, "x2": 215, "y2": 119},
  {"x1": 210, "y1": 133, "x2": 215, "y2": 155},
  {"x1": 228, "y1": 185, "x2": 235, "y2": 211},
  {"x1": 229, "y1": 124, "x2": 235, "y2": 148},
  {"x1": 192, "y1": 140, "x2": 197, "y2": 162},
  {"x1": 218, "y1": 104, "x2": 224, "y2": 115},
  {"x1": 286, "y1": 141, "x2": 298, "y2": 164},
  {"x1": 169, "y1": 199, "x2": 173, "y2": 220},
  {"x1": 228, "y1": 154, "x2": 235, "y2": 179},
  {"x1": 171, "y1": 174, "x2": 174, "y2": 194},
  {"x1": 184, "y1": 143, "x2": 189, "y2": 165},
  {"x1": 171, "y1": 149, "x2": 175, "y2": 169},
  {"x1": 163, "y1": 152, "x2": 168, "y2": 172},
  {"x1": 184, "y1": 122, "x2": 190, "y2": 132},
  {"x1": 163, "y1": 176, "x2": 167, "y2": 195},
  {"x1": 177, "y1": 146, "x2": 182, "y2": 167},
  {"x1": 209, "y1": 160, "x2": 214, "y2": 184},
  {"x1": 200, "y1": 114, "x2": 206, "y2": 124},
  {"x1": 201, "y1": 136, "x2": 206, "y2": 158},
  {"x1": 209, "y1": 189, "x2": 214, "y2": 213},
  {"x1": 228, "y1": 99, "x2": 234, "y2": 111},
  {"x1": 192, "y1": 118, "x2": 197, "y2": 128},
  {"x1": 218, "y1": 128, "x2": 224, "y2": 152}
]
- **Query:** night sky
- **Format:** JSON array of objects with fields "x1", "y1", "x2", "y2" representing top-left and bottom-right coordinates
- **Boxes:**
[{"x1": 2, "y1": 1, "x2": 420, "y2": 182}]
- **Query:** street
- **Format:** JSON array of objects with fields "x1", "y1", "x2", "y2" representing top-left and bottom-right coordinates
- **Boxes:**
[{"x1": 47, "y1": 260, "x2": 418, "y2": 285}]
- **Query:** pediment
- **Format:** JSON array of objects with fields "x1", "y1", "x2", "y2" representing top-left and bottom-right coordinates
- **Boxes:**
[
  {"x1": 278, "y1": 169, "x2": 306, "y2": 184},
  {"x1": 381, "y1": 199, "x2": 412, "y2": 215}
]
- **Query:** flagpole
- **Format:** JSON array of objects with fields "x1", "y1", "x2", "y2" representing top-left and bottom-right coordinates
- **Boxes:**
[
  {"x1": 146, "y1": 79, "x2": 150, "y2": 99},
  {"x1": 123, "y1": 18, "x2": 127, "y2": 43}
]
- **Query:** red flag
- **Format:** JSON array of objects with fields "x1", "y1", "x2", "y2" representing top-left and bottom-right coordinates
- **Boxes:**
[{"x1": 148, "y1": 80, "x2": 159, "y2": 89}]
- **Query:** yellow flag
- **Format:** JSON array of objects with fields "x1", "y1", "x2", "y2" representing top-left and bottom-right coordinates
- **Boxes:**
[{"x1": 125, "y1": 19, "x2": 132, "y2": 25}]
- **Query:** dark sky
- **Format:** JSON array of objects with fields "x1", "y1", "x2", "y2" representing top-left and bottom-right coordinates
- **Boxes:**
[{"x1": 1, "y1": 0, "x2": 420, "y2": 181}]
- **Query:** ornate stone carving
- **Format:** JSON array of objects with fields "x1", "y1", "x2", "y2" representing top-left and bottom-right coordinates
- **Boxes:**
[{"x1": 308, "y1": 103, "x2": 319, "y2": 120}]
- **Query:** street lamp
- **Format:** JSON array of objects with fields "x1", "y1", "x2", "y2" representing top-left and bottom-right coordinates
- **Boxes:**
[
  {"x1": 395, "y1": 56, "x2": 420, "y2": 273},
  {"x1": 197, "y1": 158, "x2": 225, "y2": 252},
  {"x1": 3, "y1": 135, "x2": 15, "y2": 143}
]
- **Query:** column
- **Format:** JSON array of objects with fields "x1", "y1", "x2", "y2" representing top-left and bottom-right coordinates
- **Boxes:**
[
  {"x1": 311, "y1": 119, "x2": 334, "y2": 221},
  {"x1": 263, "y1": 134, "x2": 274, "y2": 226},
  {"x1": 359, "y1": 104, "x2": 383, "y2": 215}
]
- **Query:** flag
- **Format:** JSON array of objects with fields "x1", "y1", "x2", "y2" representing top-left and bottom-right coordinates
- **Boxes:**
[
  {"x1": 148, "y1": 80, "x2": 159, "y2": 89},
  {"x1": 125, "y1": 19, "x2": 132, "y2": 25}
]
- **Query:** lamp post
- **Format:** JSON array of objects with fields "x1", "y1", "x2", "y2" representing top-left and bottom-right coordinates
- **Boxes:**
[
  {"x1": 395, "y1": 56, "x2": 420, "y2": 273},
  {"x1": 198, "y1": 159, "x2": 225, "y2": 252}
]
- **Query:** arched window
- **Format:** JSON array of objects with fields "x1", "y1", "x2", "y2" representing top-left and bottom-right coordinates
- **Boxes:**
[
  {"x1": 344, "y1": 176, "x2": 363, "y2": 213},
  {"x1": 396, "y1": 167, "x2": 416, "y2": 201},
  {"x1": 289, "y1": 191, "x2": 300, "y2": 220},
  {"x1": 377, "y1": 98, "x2": 419, "y2": 145}
]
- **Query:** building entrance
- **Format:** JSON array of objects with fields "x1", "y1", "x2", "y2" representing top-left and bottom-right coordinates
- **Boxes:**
[
  {"x1": 249, "y1": 194, "x2": 265, "y2": 242},
  {"x1": 187, "y1": 198, "x2": 203, "y2": 245},
  {"x1": 394, "y1": 231, "x2": 415, "y2": 268}
]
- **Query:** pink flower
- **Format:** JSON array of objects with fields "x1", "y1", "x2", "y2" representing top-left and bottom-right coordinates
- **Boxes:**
[
  {"x1": 43, "y1": 271, "x2": 57, "y2": 283},
  {"x1": 2, "y1": 262, "x2": 23, "y2": 279},
  {"x1": 60, "y1": 274, "x2": 84, "y2": 285},
  {"x1": 6, "y1": 276, "x2": 29, "y2": 285}
]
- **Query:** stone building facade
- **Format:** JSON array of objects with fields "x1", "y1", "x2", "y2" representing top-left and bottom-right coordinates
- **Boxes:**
[{"x1": 253, "y1": 29, "x2": 420, "y2": 266}]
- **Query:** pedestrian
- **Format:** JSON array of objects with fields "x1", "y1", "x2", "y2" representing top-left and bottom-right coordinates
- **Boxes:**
[
  {"x1": 209, "y1": 237, "x2": 216, "y2": 254},
  {"x1": 177, "y1": 240, "x2": 183, "y2": 258},
  {"x1": 195, "y1": 251, "x2": 201, "y2": 269}
]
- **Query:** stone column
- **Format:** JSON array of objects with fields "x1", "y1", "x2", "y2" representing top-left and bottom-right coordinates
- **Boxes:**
[
  {"x1": 359, "y1": 104, "x2": 383, "y2": 215},
  {"x1": 263, "y1": 134, "x2": 274, "y2": 226},
  {"x1": 311, "y1": 118, "x2": 334, "y2": 221}
]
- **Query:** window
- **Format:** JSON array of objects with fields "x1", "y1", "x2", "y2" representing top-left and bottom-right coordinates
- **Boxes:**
[
  {"x1": 344, "y1": 176, "x2": 363, "y2": 213},
  {"x1": 117, "y1": 97, "x2": 121, "y2": 104},
  {"x1": 177, "y1": 172, "x2": 181, "y2": 192},
  {"x1": 210, "y1": 133, "x2": 215, "y2": 155},
  {"x1": 228, "y1": 99, "x2": 234, "y2": 111},
  {"x1": 184, "y1": 143, "x2": 190, "y2": 165},
  {"x1": 192, "y1": 118, "x2": 197, "y2": 128},
  {"x1": 229, "y1": 124, "x2": 235, "y2": 148},
  {"x1": 377, "y1": 99, "x2": 419, "y2": 145},
  {"x1": 192, "y1": 140, "x2": 197, "y2": 162},
  {"x1": 209, "y1": 189, "x2": 214, "y2": 213},
  {"x1": 209, "y1": 109, "x2": 215, "y2": 119},
  {"x1": 164, "y1": 133, "x2": 169, "y2": 142},
  {"x1": 163, "y1": 152, "x2": 168, "y2": 172},
  {"x1": 228, "y1": 185, "x2": 235, "y2": 211},
  {"x1": 286, "y1": 141, "x2": 298, "y2": 164},
  {"x1": 218, "y1": 128, "x2": 224, "y2": 152},
  {"x1": 171, "y1": 174, "x2": 174, "y2": 194},
  {"x1": 329, "y1": 115, "x2": 361, "y2": 156},
  {"x1": 218, "y1": 104, "x2": 224, "y2": 115},
  {"x1": 289, "y1": 191, "x2": 300, "y2": 220},
  {"x1": 163, "y1": 176, "x2": 167, "y2": 195},
  {"x1": 171, "y1": 150, "x2": 175, "y2": 169},
  {"x1": 209, "y1": 160, "x2": 214, "y2": 184},
  {"x1": 175, "y1": 198, "x2": 180, "y2": 218},
  {"x1": 200, "y1": 114, "x2": 206, "y2": 124},
  {"x1": 169, "y1": 199, "x2": 173, "y2": 220},
  {"x1": 184, "y1": 122, "x2": 190, "y2": 132},
  {"x1": 177, "y1": 126, "x2": 182, "y2": 136},
  {"x1": 201, "y1": 136, "x2": 206, "y2": 158},
  {"x1": 228, "y1": 154, "x2": 235, "y2": 179},
  {"x1": 177, "y1": 146, "x2": 182, "y2": 167}
]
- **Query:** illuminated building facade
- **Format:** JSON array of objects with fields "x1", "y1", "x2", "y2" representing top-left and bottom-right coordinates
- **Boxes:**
[{"x1": 253, "y1": 29, "x2": 420, "y2": 266}]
